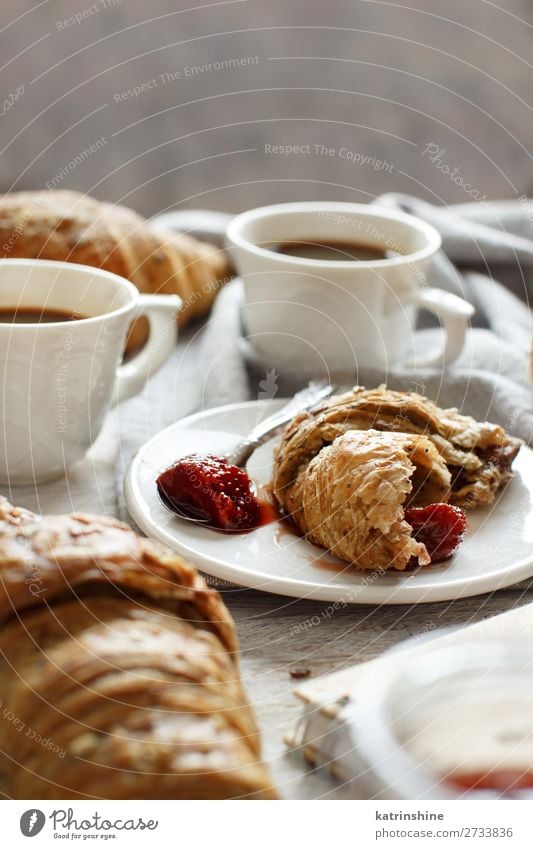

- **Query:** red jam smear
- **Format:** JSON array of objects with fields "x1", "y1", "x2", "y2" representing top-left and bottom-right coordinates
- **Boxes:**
[
  {"x1": 404, "y1": 503, "x2": 467, "y2": 562},
  {"x1": 256, "y1": 497, "x2": 279, "y2": 528},
  {"x1": 157, "y1": 453, "x2": 267, "y2": 532},
  {"x1": 445, "y1": 770, "x2": 533, "y2": 794}
]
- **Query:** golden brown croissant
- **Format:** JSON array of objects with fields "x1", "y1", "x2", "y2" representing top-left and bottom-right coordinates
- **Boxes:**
[
  {"x1": 275, "y1": 429, "x2": 451, "y2": 571},
  {"x1": 0, "y1": 497, "x2": 276, "y2": 799},
  {"x1": 273, "y1": 385, "x2": 521, "y2": 511},
  {"x1": 0, "y1": 190, "x2": 231, "y2": 350}
]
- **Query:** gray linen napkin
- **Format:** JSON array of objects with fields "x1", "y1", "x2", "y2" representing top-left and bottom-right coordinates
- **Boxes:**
[{"x1": 197, "y1": 195, "x2": 533, "y2": 442}]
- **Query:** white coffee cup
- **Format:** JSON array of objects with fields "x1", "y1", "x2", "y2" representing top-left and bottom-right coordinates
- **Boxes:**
[
  {"x1": 227, "y1": 201, "x2": 474, "y2": 379},
  {"x1": 0, "y1": 259, "x2": 181, "y2": 484}
]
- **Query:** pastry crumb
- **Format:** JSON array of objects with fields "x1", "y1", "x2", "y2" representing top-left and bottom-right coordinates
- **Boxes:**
[{"x1": 289, "y1": 667, "x2": 311, "y2": 679}]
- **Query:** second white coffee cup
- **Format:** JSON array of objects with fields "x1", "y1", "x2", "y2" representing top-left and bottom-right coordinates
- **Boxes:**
[{"x1": 227, "y1": 201, "x2": 474, "y2": 379}]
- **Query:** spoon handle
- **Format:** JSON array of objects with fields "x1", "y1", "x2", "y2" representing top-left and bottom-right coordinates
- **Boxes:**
[{"x1": 227, "y1": 380, "x2": 334, "y2": 468}]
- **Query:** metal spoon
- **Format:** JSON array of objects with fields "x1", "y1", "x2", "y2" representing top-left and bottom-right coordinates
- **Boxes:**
[
  {"x1": 158, "y1": 380, "x2": 335, "y2": 523},
  {"x1": 226, "y1": 379, "x2": 334, "y2": 469}
]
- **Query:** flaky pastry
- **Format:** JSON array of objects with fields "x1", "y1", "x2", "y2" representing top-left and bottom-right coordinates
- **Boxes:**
[
  {"x1": 277, "y1": 429, "x2": 450, "y2": 571},
  {"x1": 0, "y1": 498, "x2": 276, "y2": 799},
  {"x1": 273, "y1": 385, "x2": 521, "y2": 511}
]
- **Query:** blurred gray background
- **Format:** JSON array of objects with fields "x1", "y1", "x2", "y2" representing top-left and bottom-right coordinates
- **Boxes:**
[{"x1": 2, "y1": 0, "x2": 533, "y2": 217}]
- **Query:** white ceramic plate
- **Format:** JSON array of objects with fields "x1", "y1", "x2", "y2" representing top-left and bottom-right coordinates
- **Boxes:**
[{"x1": 125, "y1": 400, "x2": 533, "y2": 604}]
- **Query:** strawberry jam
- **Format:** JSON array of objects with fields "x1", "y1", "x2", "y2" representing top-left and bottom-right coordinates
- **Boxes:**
[
  {"x1": 404, "y1": 503, "x2": 467, "y2": 562},
  {"x1": 156, "y1": 454, "x2": 261, "y2": 531}
]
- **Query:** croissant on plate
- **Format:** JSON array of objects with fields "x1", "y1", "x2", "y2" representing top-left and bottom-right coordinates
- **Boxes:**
[
  {"x1": 0, "y1": 498, "x2": 276, "y2": 799},
  {"x1": 275, "y1": 428, "x2": 455, "y2": 571},
  {"x1": 0, "y1": 190, "x2": 231, "y2": 350},
  {"x1": 273, "y1": 385, "x2": 521, "y2": 512}
]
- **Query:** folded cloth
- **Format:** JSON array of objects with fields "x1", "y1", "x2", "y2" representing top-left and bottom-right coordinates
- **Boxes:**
[{"x1": 198, "y1": 196, "x2": 533, "y2": 442}]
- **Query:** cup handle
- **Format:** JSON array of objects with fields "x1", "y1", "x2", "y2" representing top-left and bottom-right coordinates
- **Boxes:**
[
  {"x1": 404, "y1": 287, "x2": 474, "y2": 368},
  {"x1": 114, "y1": 294, "x2": 182, "y2": 403}
]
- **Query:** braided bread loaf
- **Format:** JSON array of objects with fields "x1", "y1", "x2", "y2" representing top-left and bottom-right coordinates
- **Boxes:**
[
  {"x1": 0, "y1": 498, "x2": 276, "y2": 799},
  {"x1": 0, "y1": 191, "x2": 231, "y2": 350}
]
